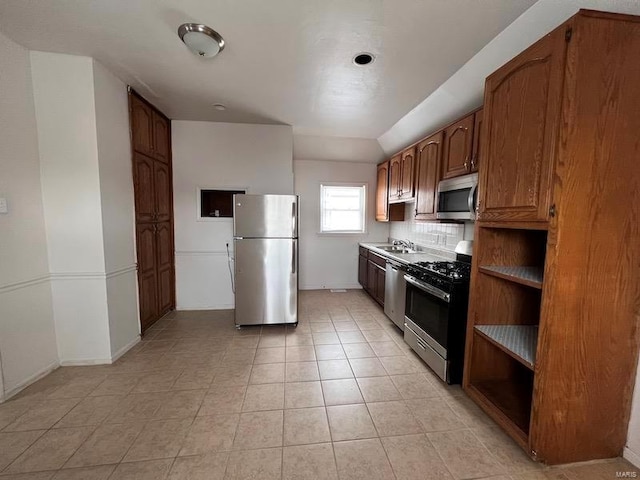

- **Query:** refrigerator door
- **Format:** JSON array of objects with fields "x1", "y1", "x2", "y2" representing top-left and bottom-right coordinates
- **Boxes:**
[
  {"x1": 234, "y1": 238, "x2": 298, "y2": 325},
  {"x1": 234, "y1": 194, "x2": 298, "y2": 238}
]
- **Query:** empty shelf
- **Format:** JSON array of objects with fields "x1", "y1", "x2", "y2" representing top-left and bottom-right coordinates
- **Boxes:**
[
  {"x1": 475, "y1": 325, "x2": 538, "y2": 369},
  {"x1": 479, "y1": 266, "x2": 543, "y2": 289}
]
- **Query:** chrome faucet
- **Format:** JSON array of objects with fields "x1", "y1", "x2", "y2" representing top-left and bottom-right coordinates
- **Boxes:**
[{"x1": 393, "y1": 239, "x2": 415, "y2": 250}]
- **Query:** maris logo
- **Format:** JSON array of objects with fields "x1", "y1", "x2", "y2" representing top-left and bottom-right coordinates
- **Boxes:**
[{"x1": 616, "y1": 472, "x2": 638, "y2": 478}]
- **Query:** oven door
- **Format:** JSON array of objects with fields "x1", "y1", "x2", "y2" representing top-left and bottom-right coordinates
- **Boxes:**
[
  {"x1": 436, "y1": 173, "x2": 478, "y2": 220},
  {"x1": 403, "y1": 275, "x2": 450, "y2": 358}
]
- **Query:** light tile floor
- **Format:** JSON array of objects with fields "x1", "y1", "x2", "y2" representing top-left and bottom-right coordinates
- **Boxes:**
[{"x1": 0, "y1": 290, "x2": 636, "y2": 479}]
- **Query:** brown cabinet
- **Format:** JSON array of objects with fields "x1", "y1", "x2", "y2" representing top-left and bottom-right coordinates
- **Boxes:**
[
  {"x1": 375, "y1": 161, "x2": 405, "y2": 222},
  {"x1": 414, "y1": 131, "x2": 443, "y2": 220},
  {"x1": 442, "y1": 113, "x2": 475, "y2": 179},
  {"x1": 471, "y1": 108, "x2": 483, "y2": 173},
  {"x1": 388, "y1": 148, "x2": 415, "y2": 202},
  {"x1": 398, "y1": 147, "x2": 415, "y2": 201},
  {"x1": 464, "y1": 10, "x2": 640, "y2": 466},
  {"x1": 130, "y1": 90, "x2": 175, "y2": 333},
  {"x1": 388, "y1": 154, "x2": 402, "y2": 202},
  {"x1": 358, "y1": 247, "x2": 386, "y2": 307},
  {"x1": 476, "y1": 27, "x2": 566, "y2": 223}
]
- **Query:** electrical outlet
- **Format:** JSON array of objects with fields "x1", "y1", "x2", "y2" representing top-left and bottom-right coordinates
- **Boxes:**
[{"x1": 0, "y1": 197, "x2": 7, "y2": 214}]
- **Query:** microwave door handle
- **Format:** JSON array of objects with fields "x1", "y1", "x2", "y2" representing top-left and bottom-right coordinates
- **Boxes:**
[{"x1": 468, "y1": 183, "x2": 478, "y2": 216}]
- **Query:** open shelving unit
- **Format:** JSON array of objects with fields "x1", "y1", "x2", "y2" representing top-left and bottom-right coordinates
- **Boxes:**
[{"x1": 464, "y1": 226, "x2": 547, "y2": 449}]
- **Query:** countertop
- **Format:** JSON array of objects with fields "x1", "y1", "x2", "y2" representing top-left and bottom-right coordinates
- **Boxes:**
[{"x1": 359, "y1": 242, "x2": 454, "y2": 265}]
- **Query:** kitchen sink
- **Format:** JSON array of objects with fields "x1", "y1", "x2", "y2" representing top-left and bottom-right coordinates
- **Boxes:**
[{"x1": 377, "y1": 245, "x2": 417, "y2": 254}]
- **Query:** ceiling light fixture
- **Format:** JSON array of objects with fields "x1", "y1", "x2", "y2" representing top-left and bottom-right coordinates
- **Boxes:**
[
  {"x1": 353, "y1": 52, "x2": 375, "y2": 66},
  {"x1": 213, "y1": 103, "x2": 226, "y2": 111},
  {"x1": 178, "y1": 23, "x2": 225, "y2": 58}
]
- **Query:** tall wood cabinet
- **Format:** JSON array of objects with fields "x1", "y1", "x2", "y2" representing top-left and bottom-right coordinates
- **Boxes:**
[
  {"x1": 129, "y1": 90, "x2": 175, "y2": 333},
  {"x1": 463, "y1": 10, "x2": 640, "y2": 465}
]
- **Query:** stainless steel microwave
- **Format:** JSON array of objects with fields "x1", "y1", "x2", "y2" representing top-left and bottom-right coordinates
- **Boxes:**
[{"x1": 436, "y1": 173, "x2": 478, "y2": 220}]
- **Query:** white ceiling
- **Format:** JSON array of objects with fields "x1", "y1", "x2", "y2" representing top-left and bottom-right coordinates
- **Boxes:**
[{"x1": 0, "y1": 0, "x2": 535, "y2": 142}]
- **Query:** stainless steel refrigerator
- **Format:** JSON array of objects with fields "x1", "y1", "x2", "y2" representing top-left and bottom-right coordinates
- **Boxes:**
[{"x1": 233, "y1": 194, "x2": 298, "y2": 326}]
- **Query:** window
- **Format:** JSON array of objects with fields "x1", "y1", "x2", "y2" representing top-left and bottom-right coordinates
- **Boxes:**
[{"x1": 320, "y1": 183, "x2": 366, "y2": 233}]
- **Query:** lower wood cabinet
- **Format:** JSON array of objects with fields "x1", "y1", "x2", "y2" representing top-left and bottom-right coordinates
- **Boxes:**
[{"x1": 358, "y1": 247, "x2": 386, "y2": 307}]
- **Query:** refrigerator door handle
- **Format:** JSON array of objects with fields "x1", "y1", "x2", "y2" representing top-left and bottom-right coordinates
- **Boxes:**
[
  {"x1": 291, "y1": 240, "x2": 297, "y2": 274},
  {"x1": 291, "y1": 202, "x2": 297, "y2": 237}
]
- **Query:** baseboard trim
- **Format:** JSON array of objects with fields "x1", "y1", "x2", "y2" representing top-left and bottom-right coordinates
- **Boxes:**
[
  {"x1": 176, "y1": 304, "x2": 235, "y2": 310},
  {"x1": 624, "y1": 446, "x2": 640, "y2": 468},
  {"x1": 110, "y1": 336, "x2": 141, "y2": 363},
  {"x1": 59, "y1": 358, "x2": 113, "y2": 366},
  {"x1": 300, "y1": 284, "x2": 362, "y2": 291},
  {"x1": 1, "y1": 360, "x2": 60, "y2": 403}
]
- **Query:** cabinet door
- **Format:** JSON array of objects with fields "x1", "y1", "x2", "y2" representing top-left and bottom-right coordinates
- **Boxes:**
[
  {"x1": 471, "y1": 109, "x2": 483, "y2": 173},
  {"x1": 154, "y1": 160, "x2": 172, "y2": 223},
  {"x1": 376, "y1": 162, "x2": 390, "y2": 221},
  {"x1": 375, "y1": 265, "x2": 386, "y2": 306},
  {"x1": 477, "y1": 27, "x2": 566, "y2": 222},
  {"x1": 388, "y1": 154, "x2": 402, "y2": 202},
  {"x1": 133, "y1": 153, "x2": 155, "y2": 223},
  {"x1": 152, "y1": 111, "x2": 170, "y2": 164},
  {"x1": 136, "y1": 223, "x2": 158, "y2": 331},
  {"x1": 399, "y1": 146, "x2": 416, "y2": 200},
  {"x1": 358, "y1": 254, "x2": 368, "y2": 289},
  {"x1": 156, "y1": 221, "x2": 174, "y2": 316},
  {"x1": 415, "y1": 131, "x2": 443, "y2": 220},
  {"x1": 367, "y1": 260, "x2": 377, "y2": 296},
  {"x1": 442, "y1": 113, "x2": 474, "y2": 179},
  {"x1": 130, "y1": 95, "x2": 154, "y2": 157}
]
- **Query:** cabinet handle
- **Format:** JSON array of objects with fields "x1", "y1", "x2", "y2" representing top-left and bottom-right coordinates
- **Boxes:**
[
  {"x1": 471, "y1": 154, "x2": 478, "y2": 170},
  {"x1": 464, "y1": 156, "x2": 469, "y2": 171}
]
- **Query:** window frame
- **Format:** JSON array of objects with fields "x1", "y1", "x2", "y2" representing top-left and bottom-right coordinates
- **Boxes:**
[{"x1": 318, "y1": 182, "x2": 368, "y2": 235}]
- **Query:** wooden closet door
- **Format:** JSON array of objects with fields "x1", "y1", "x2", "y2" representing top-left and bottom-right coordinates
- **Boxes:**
[
  {"x1": 153, "y1": 112, "x2": 170, "y2": 163},
  {"x1": 477, "y1": 27, "x2": 567, "y2": 222},
  {"x1": 156, "y1": 222, "x2": 174, "y2": 316},
  {"x1": 130, "y1": 96, "x2": 154, "y2": 157},
  {"x1": 415, "y1": 131, "x2": 443, "y2": 220},
  {"x1": 133, "y1": 153, "x2": 155, "y2": 223},
  {"x1": 154, "y1": 160, "x2": 172, "y2": 223},
  {"x1": 136, "y1": 223, "x2": 158, "y2": 330}
]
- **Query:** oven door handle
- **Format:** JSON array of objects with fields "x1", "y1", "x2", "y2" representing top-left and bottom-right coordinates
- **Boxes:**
[{"x1": 404, "y1": 275, "x2": 450, "y2": 303}]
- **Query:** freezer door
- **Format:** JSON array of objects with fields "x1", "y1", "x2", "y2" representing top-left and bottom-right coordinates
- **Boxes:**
[
  {"x1": 234, "y1": 238, "x2": 298, "y2": 325},
  {"x1": 233, "y1": 194, "x2": 298, "y2": 238}
]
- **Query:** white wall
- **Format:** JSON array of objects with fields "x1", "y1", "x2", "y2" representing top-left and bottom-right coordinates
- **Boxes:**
[
  {"x1": 0, "y1": 31, "x2": 58, "y2": 400},
  {"x1": 172, "y1": 121, "x2": 294, "y2": 309},
  {"x1": 293, "y1": 160, "x2": 389, "y2": 290},
  {"x1": 93, "y1": 60, "x2": 140, "y2": 359}
]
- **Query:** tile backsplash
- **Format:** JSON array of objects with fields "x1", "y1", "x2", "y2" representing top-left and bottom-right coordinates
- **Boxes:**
[{"x1": 389, "y1": 202, "x2": 474, "y2": 251}]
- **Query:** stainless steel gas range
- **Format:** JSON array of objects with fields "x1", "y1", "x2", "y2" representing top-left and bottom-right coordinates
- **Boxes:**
[{"x1": 402, "y1": 253, "x2": 472, "y2": 384}]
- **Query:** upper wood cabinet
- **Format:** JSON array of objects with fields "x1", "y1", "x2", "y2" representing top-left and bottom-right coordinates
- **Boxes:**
[
  {"x1": 415, "y1": 131, "x2": 443, "y2": 220},
  {"x1": 388, "y1": 147, "x2": 415, "y2": 202},
  {"x1": 388, "y1": 154, "x2": 402, "y2": 201},
  {"x1": 375, "y1": 162, "x2": 390, "y2": 221},
  {"x1": 130, "y1": 96, "x2": 154, "y2": 157},
  {"x1": 442, "y1": 113, "x2": 475, "y2": 179},
  {"x1": 376, "y1": 161, "x2": 405, "y2": 222},
  {"x1": 476, "y1": 27, "x2": 567, "y2": 223},
  {"x1": 471, "y1": 108, "x2": 483, "y2": 173}
]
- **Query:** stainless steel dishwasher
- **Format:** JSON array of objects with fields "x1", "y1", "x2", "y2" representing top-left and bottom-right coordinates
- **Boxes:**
[{"x1": 384, "y1": 260, "x2": 406, "y2": 331}]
